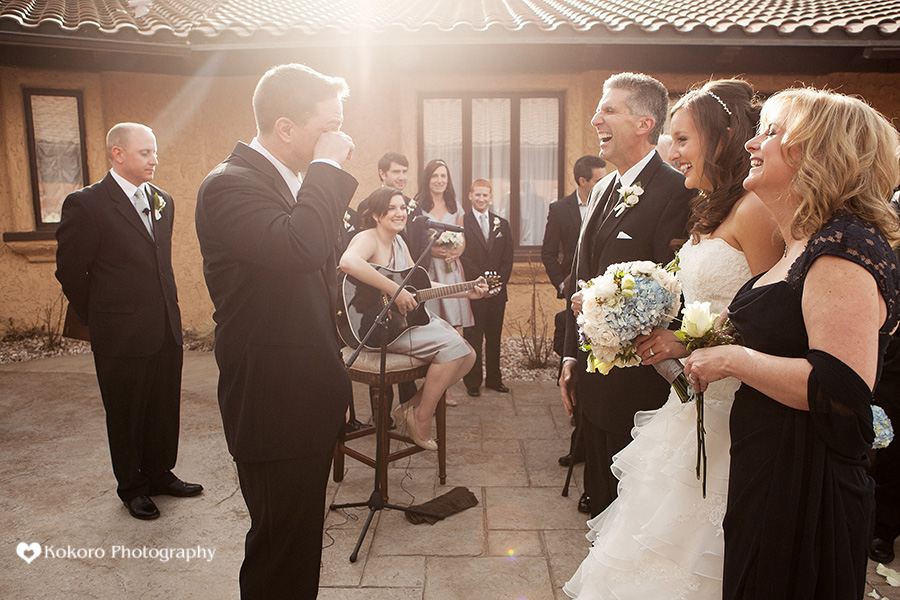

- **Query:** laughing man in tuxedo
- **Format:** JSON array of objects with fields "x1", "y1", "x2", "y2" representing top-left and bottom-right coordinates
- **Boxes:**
[
  {"x1": 195, "y1": 64, "x2": 357, "y2": 598},
  {"x1": 560, "y1": 73, "x2": 692, "y2": 517},
  {"x1": 56, "y1": 122, "x2": 202, "y2": 521}
]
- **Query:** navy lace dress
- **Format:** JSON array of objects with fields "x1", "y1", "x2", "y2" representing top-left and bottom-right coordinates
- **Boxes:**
[{"x1": 723, "y1": 212, "x2": 900, "y2": 599}]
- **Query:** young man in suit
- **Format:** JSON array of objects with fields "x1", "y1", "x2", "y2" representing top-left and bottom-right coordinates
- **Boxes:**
[
  {"x1": 195, "y1": 64, "x2": 357, "y2": 598},
  {"x1": 542, "y1": 155, "x2": 607, "y2": 301},
  {"x1": 56, "y1": 122, "x2": 201, "y2": 521},
  {"x1": 461, "y1": 180, "x2": 514, "y2": 396},
  {"x1": 560, "y1": 73, "x2": 692, "y2": 517}
]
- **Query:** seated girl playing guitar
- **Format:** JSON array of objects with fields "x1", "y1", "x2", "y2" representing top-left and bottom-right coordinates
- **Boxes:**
[{"x1": 339, "y1": 187, "x2": 489, "y2": 450}]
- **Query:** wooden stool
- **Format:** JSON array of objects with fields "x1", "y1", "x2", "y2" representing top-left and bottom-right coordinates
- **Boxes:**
[{"x1": 333, "y1": 347, "x2": 447, "y2": 501}]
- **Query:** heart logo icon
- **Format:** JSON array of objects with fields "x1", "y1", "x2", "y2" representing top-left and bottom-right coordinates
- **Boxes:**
[{"x1": 17, "y1": 542, "x2": 41, "y2": 564}]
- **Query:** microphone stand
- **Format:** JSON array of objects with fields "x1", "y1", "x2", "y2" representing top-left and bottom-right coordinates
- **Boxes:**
[{"x1": 330, "y1": 231, "x2": 445, "y2": 563}]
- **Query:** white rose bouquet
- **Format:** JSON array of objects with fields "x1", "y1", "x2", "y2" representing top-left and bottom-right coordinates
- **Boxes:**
[
  {"x1": 673, "y1": 300, "x2": 740, "y2": 497},
  {"x1": 432, "y1": 230, "x2": 464, "y2": 273},
  {"x1": 577, "y1": 260, "x2": 681, "y2": 375}
]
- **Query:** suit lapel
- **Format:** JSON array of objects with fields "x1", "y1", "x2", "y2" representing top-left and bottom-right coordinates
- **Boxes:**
[
  {"x1": 566, "y1": 193, "x2": 582, "y2": 229},
  {"x1": 594, "y1": 153, "x2": 665, "y2": 257},
  {"x1": 231, "y1": 142, "x2": 296, "y2": 210},
  {"x1": 105, "y1": 174, "x2": 155, "y2": 245},
  {"x1": 487, "y1": 212, "x2": 498, "y2": 252}
]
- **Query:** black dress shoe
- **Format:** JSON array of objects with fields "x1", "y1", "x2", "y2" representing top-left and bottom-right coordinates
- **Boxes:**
[
  {"x1": 486, "y1": 383, "x2": 510, "y2": 393},
  {"x1": 466, "y1": 387, "x2": 481, "y2": 397},
  {"x1": 149, "y1": 478, "x2": 203, "y2": 498},
  {"x1": 558, "y1": 453, "x2": 585, "y2": 467},
  {"x1": 869, "y1": 537, "x2": 895, "y2": 563},
  {"x1": 345, "y1": 419, "x2": 373, "y2": 432},
  {"x1": 124, "y1": 495, "x2": 160, "y2": 520},
  {"x1": 577, "y1": 493, "x2": 591, "y2": 514}
]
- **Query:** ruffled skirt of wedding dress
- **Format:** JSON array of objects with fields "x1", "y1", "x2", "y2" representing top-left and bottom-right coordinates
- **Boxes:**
[{"x1": 563, "y1": 377, "x2": 739, "y2": 600}]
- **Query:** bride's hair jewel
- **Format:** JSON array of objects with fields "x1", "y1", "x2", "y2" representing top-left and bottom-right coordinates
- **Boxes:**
[{"x1": 705, "y1": 90, "x2": 732, "y2": 116}]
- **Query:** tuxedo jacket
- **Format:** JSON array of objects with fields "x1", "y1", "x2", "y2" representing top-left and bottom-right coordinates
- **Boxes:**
[
  {"x1": 55, "y1": 172, "x2": 182, "y2": 358},
  {"x1": 196, "y1": 143, "x2": 358, "y2": 463},
  {"x1": 541, "y1": 191, "x2": 582, "y2": 298},
  {"x1": 564, "y1": 152, "x2": 692, "y2": 431},
  {"x1": 461, "y1": 210, "x2": 514, "y2": 304}
]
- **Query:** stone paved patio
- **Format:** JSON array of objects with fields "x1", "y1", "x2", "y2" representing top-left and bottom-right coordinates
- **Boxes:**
[{"x1": 2, "y1": 352, "x2": 897, "y2": 599}]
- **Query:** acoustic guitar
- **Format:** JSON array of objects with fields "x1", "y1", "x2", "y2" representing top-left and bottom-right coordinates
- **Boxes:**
[{"x1": 336, "y1": 265, "x2": 501, "y2": 349}]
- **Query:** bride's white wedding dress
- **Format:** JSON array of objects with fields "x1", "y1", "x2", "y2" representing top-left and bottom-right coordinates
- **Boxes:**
[{"x1": 564, "y1": 237, "x2": 752, "y2": 600}]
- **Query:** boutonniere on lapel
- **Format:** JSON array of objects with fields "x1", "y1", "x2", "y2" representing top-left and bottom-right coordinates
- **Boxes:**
[
  {"x1": 343, "y1": 210, "x2": 354, "y2": 231},
  {"x1": 492, "y1": 216, "x2": 501, "y2": 231},
  {"x1": 152, "y1": 192, "x2": 166, "y2": 221},
  {"x1": 612, "y1": 182, "x2": 644, "y2": 218},
  {"x1": 406, "y1": 199, "x2": 417, "y2": 213}
]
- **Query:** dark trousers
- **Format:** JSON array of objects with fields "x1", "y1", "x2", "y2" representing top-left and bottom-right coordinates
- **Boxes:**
[
  {"x1": 582, "y1": 413, "x2": 632, "y2": 517},
  {"x1": 93, "y1": 324, "x2": 182, "y2": 500},
  {"x1": 236, "y1": 451, "x2": 334, "y2": 599},
  {"x1": 462, "y1": 297, "x2": 506, "y2": 390}
]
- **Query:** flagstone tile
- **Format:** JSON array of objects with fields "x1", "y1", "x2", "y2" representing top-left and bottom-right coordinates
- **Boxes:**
[
  {"x1": 542, "y1": 529, "x2": 594, "y2": 593},
  {"x1": 486, "y1": 529, "x2": 544, "y2": 557},
  {"x1": 485, "y1": 487, "x2": 590, "y2": 531},
  {"x1": 424, "y1": 556, "x2": 555, "y2": 600},
  {"x1": 446, "y1": 453, "x2": 528, "y2": 487},
  {"x1": 361, "y1": 555, "x2": 426, "y2": 587}
]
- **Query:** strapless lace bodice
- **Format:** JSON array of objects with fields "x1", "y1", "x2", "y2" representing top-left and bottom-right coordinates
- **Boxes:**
[{"x1": 677, "y1": 237, "x2": 752, "y2": 316}]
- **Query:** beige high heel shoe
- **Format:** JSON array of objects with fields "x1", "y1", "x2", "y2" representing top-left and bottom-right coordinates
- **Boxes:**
[{"x1": 405, "y1": 404, "x2": 438, "y2": 451}]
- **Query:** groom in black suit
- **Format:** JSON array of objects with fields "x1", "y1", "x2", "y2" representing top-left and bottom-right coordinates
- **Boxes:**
[
  {"x1": 560, "y1": 73, "x2": 691, "y2": 517},
  {"x1": 196, "y1": 64, "x2": 357, "y2": 598},
  {"x1": 56, "y1": 122, "x2": 201, "y2": 520}
]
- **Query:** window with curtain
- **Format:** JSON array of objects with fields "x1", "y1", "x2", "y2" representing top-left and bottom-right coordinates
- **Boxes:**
[
  {"x1": 23, "y1": 89, "x2": 89, "y2": 228},
  {"x1": 420, "y1": 92, "x2": 563, "y2": 254}
]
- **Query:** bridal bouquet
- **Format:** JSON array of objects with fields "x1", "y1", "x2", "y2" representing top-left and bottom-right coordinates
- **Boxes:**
[
  {"x1": 674, "y1": 301, "x2": 741, "y2": 497},
  {"x1": 577, "y1": 260, "x2": 681, "y2": 375},
  {"x1": 432, "y1": 230, "x2": 464, "y2": 273}
]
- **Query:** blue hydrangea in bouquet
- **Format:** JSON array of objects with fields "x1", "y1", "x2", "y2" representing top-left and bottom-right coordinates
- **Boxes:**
[
  {"x1": 577, "y1": 260, "x2": 682, "y2": 375},
  {"x1": 873, "y1": 405, "x2": 894, "y2": 449}
]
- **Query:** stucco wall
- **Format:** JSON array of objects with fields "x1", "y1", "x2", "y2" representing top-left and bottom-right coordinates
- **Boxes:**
[{"x1": 2, "y1": 64, "x2": 899, "y2": 338}]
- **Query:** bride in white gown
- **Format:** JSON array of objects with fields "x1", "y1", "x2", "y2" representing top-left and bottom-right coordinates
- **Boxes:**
[{"x1": 564, "y1": 80, "x2": 784, "y2": 599}]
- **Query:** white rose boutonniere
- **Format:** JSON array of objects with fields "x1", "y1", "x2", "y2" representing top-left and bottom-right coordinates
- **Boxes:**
[
  {"x1": 492, "y1": 216, "x2": 501, "y2": 231},
  {"x1": 343, "y1": 211, "x2": 353, "y2": 230},
  {"x1": 152, "y1": 192, "x2": 166, "y2": 221},
  {"x1": 612, "y1": 182, "x2": 644, "y2": 218},
  {"x1": 406, "y1": 199, "x2": 417, "y2": 214}
]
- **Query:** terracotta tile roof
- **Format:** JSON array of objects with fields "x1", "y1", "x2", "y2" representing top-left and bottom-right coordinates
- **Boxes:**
[{"x1": 1, "y1": 0, "x2": 898, "y2": 42}]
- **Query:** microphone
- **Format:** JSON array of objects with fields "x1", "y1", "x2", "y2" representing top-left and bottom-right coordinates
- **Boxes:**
[{"x1": 412, "y1": 215, "x2": 464, "y2": 233}]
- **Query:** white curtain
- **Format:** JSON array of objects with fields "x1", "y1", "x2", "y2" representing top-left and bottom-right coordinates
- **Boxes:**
[
  {"x1": 423, "y1": 99, "x2": 463, "y2": 193},
  {"x1": 31, "y1": 95, "x2": 84, "y2": 223},
  {"x1": 519, "y1": 98, "x2": 559, "y2": 246},
  {"x1": 472, "y1": 98, "x2": 511, "y2": 218}
]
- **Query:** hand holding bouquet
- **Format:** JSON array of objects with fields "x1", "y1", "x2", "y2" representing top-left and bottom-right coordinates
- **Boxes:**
[{"x1": 432, "y1": 231, "x2": 463, "y2": 273}]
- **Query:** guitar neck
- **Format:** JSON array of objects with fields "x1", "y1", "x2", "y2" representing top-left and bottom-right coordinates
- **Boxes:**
[{"x1": 415, "y1": 280, "x2": 478, "y2": 302}]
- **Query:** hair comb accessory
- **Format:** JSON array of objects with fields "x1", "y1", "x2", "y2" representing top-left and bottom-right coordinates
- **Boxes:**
[{"x1": 705, "y1": 90, "x2": 732, "y2": 116}]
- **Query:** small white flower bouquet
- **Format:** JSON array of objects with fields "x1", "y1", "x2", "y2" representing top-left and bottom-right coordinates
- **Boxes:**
[
  {"x1": 577, "y1": 260, "x2": 682, "y2": 375},
  {"x1": 432, "y1": 230, "x2": 464, "y2": 273}
]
